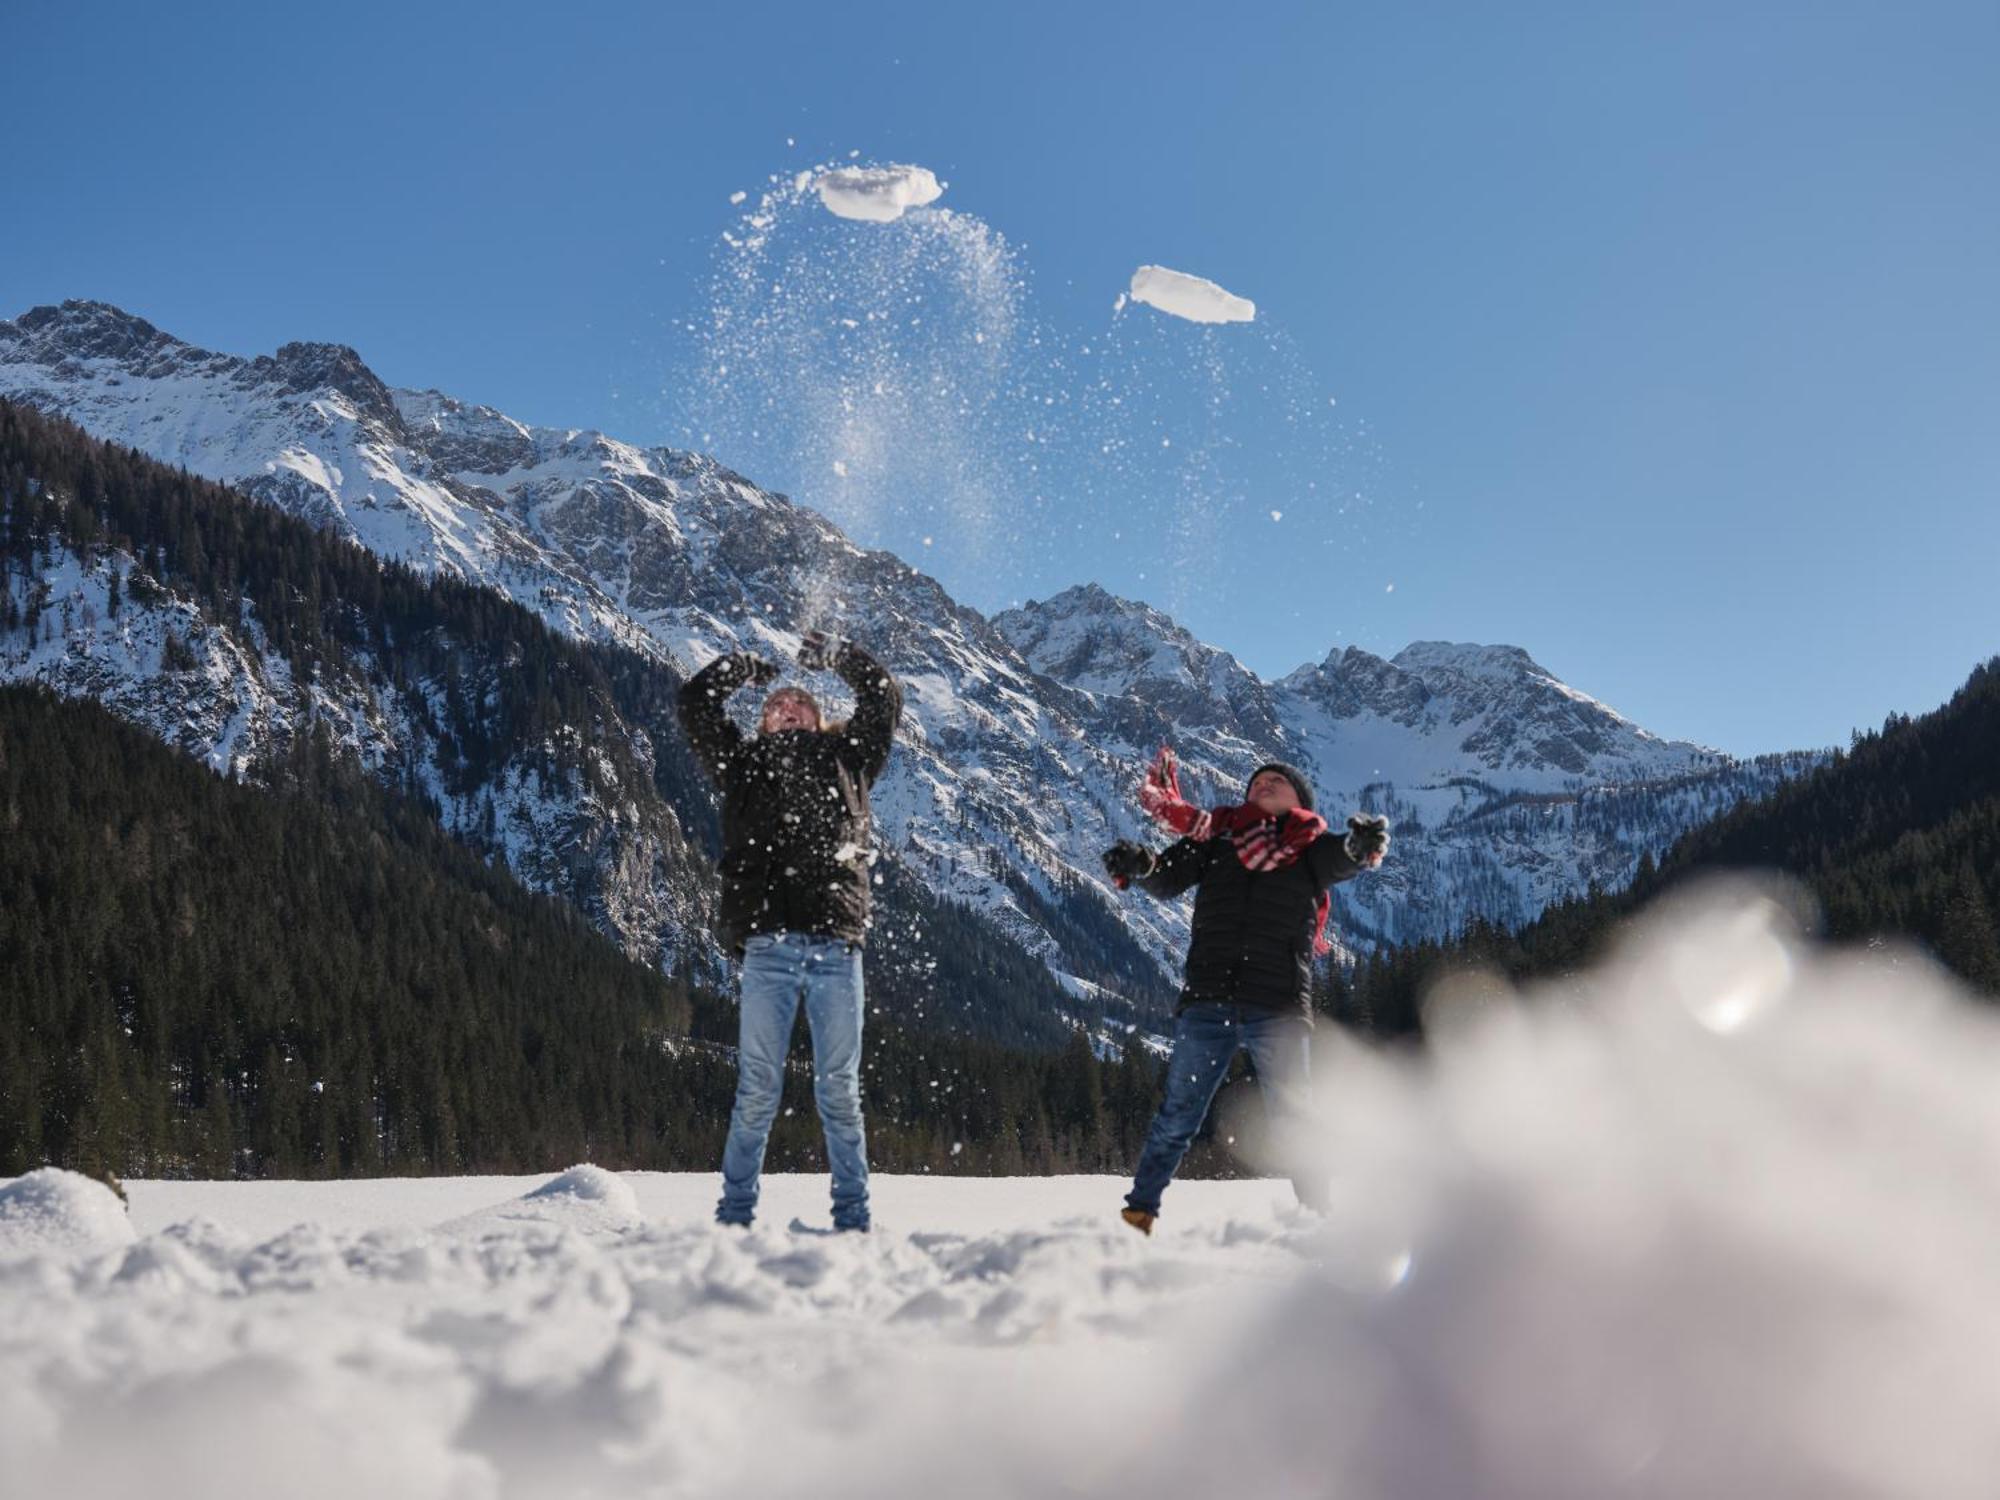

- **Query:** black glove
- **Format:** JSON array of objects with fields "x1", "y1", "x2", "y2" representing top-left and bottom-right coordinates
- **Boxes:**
[
  {"x1": 797, "y1": 630, "x2": 848, "y2": 671},
  {"x1": 1345, "y1": 814, "x2": 1390, "y2": 867},
  {"x1": 728, "y1": 652, "x2": 781, "y2": 688},
  {"x1": 1102, "y1": 841, "x2": 1156, "y2": 885}
]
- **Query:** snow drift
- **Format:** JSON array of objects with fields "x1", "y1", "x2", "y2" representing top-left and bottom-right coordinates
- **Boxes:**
[
  {"x1": 5, "y1": 880, "x2": 1996, "y2": 1498},
  {"x1": 0, "y1": 1169, "x2": 132, "y2": 1258},
  {"x1": 814, "y1": 164, "x2": 944, "y2": 223},
  {"x1": 1128, "y1": 264, "x2": 1256, "y2": 324}
]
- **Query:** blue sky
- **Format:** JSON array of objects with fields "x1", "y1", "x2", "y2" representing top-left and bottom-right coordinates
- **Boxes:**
[{"x1": 6, "y1": 0, "x2": 1996, "y2": 755}]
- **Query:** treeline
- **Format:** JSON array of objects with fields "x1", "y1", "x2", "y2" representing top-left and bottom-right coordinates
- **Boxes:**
[
  {"x1": 0, "y1": 684, "x2": 1196, "y2": 1182},
  {"x1": 1333, "y1": 656, "x2": 2000, "y2": 1034}
]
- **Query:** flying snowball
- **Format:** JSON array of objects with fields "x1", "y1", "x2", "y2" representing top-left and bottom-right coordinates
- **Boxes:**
[
  {"x1": 815, "y1": 164, "x2": 945, "y2": 223},
  {"x1": 1128, "y1": 264, "x2": 1256, "y2": 324}
]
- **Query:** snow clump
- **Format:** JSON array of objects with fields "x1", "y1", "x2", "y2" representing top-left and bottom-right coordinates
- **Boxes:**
[
  {"x1": 815, "y1": 164, "x2": 945, "y2": 223},
  {"x1": 1128, "y1": 264, "x2": 1256, "y2": 324}
]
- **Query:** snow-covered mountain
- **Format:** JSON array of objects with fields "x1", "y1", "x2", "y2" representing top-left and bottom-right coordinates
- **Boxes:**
[
  {"x1": 994, "y1": 585, "x2": 1815, "y2": 944},
  {"x1": 0, "y1": 301, "x2": 1814, "y2": 1018}
]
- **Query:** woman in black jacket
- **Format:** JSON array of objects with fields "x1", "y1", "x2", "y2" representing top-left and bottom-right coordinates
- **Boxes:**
[
  {"x1": 679, "y1": 631, "x2": 902, "y2": 1232},
  {"x1": 1103, "y1": 762, "x2": 1388, "y2": 1234}
]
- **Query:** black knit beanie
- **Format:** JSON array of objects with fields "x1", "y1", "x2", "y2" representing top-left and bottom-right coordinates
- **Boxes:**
[{"x1": 1246, "y1": 762, "x2": 1315, "y2": 813}]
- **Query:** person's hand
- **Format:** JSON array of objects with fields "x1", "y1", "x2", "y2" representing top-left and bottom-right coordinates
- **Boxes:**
[
  {"x1": 1345, "y1": 814, "x2": 1390, "y2": 868},
  {"x1": 1102, "y1": 841, "x2": 1156, "y2": 886},
  {"x1": 797, "y1": 630, "x2": 848, "y2": 671},
  {"x1": 733, "y1": 652, "x2": 781, "y2": 688}
]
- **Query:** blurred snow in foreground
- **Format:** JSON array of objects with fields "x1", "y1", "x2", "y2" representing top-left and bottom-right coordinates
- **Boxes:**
[{"x1": 5, "y1": 879, "x2": 1998, "y2": 1499}]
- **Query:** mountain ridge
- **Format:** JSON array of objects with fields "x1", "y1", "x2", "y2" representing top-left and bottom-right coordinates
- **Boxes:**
[{"x1": 1, "y1": 299, "x2": 1816, "y2": 1009}]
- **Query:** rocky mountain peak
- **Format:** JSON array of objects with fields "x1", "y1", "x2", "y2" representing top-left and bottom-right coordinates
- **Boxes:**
[
  {"x1": 1391, "y1": 641, "x2": 1553, "y2": 687},
  {"x1": 996, "y1": 583, "x2": 1238, "y2": 689},
  {"x1": 5, "y1": 301, "x2": 190, "y2": 373},
  {"x1": 255, "y1": 341, "x2": 403, "y2": 430}
]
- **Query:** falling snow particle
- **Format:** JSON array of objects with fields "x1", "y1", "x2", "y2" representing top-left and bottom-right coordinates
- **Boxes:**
[
  {"x1": 729, "y1": 190, "x2": 747, "y2": 205},
  {"x1": 1270, "y1": 510, "x2": 1283, "y2": 522}
]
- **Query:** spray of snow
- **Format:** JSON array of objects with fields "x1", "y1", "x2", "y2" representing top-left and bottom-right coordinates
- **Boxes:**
[
  {"x1": 682, "y1": 158, "x2": 1027, "y2": 627},
  {"x1": 671, "y1": 160, "x2": 1387, "y2": 638},
  {"x1": 4, "y1": 880, "x2": 1995, "y2": 1496},
  {"x1": 1128, "y1": 264, "x2": 1257, "y2": 325},
  {"x1": 814, "y1": 164, "x2": 944, "y2": 223}
]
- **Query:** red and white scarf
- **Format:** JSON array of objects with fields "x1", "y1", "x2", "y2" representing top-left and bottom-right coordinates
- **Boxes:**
[{"x1": 1136, "y1": 747, "x2": 1335, "y2": 956}]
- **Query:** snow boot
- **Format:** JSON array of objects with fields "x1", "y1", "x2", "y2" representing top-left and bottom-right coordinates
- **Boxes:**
[{"x1": 1120, "y1": 1206, "x2": 1155, "y2": 1237}]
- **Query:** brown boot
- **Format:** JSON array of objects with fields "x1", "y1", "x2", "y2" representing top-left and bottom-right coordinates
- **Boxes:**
[{"x1": 1120, "y1": 1206, "x2": 1155, "y2": 1237}]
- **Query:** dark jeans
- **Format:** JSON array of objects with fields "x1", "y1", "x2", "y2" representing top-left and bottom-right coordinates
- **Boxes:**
[{"x1": 1126, "y1": 1000, "x2": 1320, "y2": 1217}]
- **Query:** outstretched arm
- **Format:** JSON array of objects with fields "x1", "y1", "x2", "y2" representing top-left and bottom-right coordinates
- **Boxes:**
[
  {"x1": 678, "y1": 650, "x2": 776, "y2": 782},
  {"x1": 1104, "y1": 836, "x2": 1211, "y2": 899},
  {"x1": 1306, "y1": 814, "x2": 1389, "y2": 889}
]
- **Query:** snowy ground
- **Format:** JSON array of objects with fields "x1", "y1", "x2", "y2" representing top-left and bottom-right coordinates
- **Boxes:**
[{"x1": 6, "y1": 879, "x2": 2000, "y2": 1499}]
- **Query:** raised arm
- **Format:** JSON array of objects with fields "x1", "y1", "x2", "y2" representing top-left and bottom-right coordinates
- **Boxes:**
[
  {"x1": 678, "y1": 650, "x2": 776, "y2": 783},
  {"x1": 828, "y1": 638, "x2": 902, "y2": 783}
]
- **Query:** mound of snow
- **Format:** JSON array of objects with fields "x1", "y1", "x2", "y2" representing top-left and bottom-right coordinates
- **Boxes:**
[
  {"x1": 443, "y1": 1163, "x2": 646, "y2": 1237},
  {"x1": 1128, "y1": 264, "x2": 1256, "y2": 324},
  {"x1": 526, "y1": 1164, "x2": 642, "y2": 1214},
  {"x1": 0, "y1": 1169, "x2": 134, "y2": 1257},
  {"x1": 815, "y1": 164, "x2": 944, "y2": 223}
]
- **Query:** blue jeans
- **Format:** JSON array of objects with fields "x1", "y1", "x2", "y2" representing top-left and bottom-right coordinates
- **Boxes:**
[
  {"x1": 717, "y1": 933, "x2": 870, "y2": 1230},
  {"x1": 1126, "y1": 1001, "x2": 1321, "y2": 1217}
]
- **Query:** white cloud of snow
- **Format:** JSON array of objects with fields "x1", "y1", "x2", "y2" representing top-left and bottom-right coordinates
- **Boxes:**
[
  {"x1": 1128, "y1": 264, "x2": 1256, "y2": 324},
  {"x1": 5, "y1": 880, "x2": 1997, "y2": 1498},
  {"x1": 814, "y1": 164, "x2": 944, "y2": 223}
]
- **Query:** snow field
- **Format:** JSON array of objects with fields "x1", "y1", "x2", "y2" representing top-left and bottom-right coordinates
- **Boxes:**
[
  {"x1": 7, "y1": 879, "x2": 1998, "y2": 1498},
  {"x1": 2, "y1": 1167, "x2": 1303, "y2": 1500}
]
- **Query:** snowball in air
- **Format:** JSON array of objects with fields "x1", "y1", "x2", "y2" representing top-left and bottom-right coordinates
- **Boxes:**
[
  {"x1": 1128, "y1": 264, "x2": 1256, "y2": 324},
  {"x1": 816, "y1": 164, "x2": 944, "y2": 223}
]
